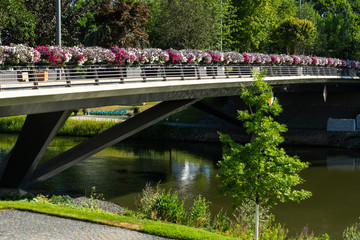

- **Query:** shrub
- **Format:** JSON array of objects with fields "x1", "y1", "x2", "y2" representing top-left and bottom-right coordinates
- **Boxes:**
[
  {"x1": 213, "y1": 208, "x2": 231, "y2": 234},
  {"x1": 153, "y1": 190, "x2": 188, "y2": 224},
  {"x1": 50, "y1": 195, "x2": 74, "y2": 206},
  {"x1": 344, "y1": 222, "x2": 360, "y2": 240},
  {"x1": 189, "y1": 195, "x2": 211, "y2": 228},
  {"x1": 136, "y1": 183, "x2": 165, "y2": 219}
]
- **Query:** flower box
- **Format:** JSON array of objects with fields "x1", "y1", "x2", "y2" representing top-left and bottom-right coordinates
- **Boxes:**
[
  {"x1": 127, "y1": 66, "x2": 141, "y2": 78},
  {"x1": 35, "y1": 71, "x2": 48, "y2": 81},
  {"x1": 17, "y1": 72, "x2": 29, "y2": 82}
]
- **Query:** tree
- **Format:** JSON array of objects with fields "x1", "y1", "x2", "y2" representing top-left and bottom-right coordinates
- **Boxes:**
[
  {"x1": 310, "y1": 0, "x2": 360, "y2": 59},
  {"x1": 218, "y1": 70, "x2": 311, "y2": 240},
  {"x1": 23, "y1": 0, "x2": 102, "y2": 46},
  {"x1": 146, "y1": 0, "x2": 228, "y2": 50},
  {"x1": 0, "y1": 0, "x2": 37, "y2": 45},
  {"x1": 271, "y1": 17, "x2": 317, "y2": 55},
  {"x1": 85, "y1": 0, "x2": 150, "y2": 48},
  {"x1": 228, "y1": 0, "x2": 298, "y2": 53}
]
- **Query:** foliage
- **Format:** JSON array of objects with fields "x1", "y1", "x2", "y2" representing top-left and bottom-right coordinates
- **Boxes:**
[
  {"x1": 50, "y1": 195, "x2": 74, "y2": 206},
  {"x1": 232, "y1": 201, "x2": 273, "y2": 233},
  {"x1": 0, "y1": 0, "x2": 37, "y2": 45},
  {"x1": 218, "y1": 70, "x2": 312, "y2": 209},
  {"x1": 343, "y1": 221, "x2": 360, "y2": 240},
  {"x1": 189, "y1": 195, "x2": 211, "y2": 228},
  {"x1": 146, "y1": 0, "x2": 227, "y2": 50},
  {"x1": 136, "y1": 182, "x2": 165, "y2": 218},
  {"x1": 310, "y1": 0, "x2": 360, "y2": 59},
  {"x1": 85, "y1": 0, "x2": 150, "y2": 48},
  {"x1": 152, "y1": 190, "x2": 188, "y2": 224},
  {"x1": 271, "y1": 17, "x2": 317, "y2": 55},
  {"x1": 23, "y1": 0, "x2": 101, "y2": 46},
  {"x1": 0, "y1": 116, "x2": 26, "y2": 133},
  {"x1": 213, "y1": 208, "x2": 231, "y2": 234},
  {"x1": 228, "y1": 0, "x2": 290, "y2": 52},
  {"x1": 218, "y1": 70, "x2": 311, "y2": 239},
  {"x1": 59, "y1": 118, "x2": 118, "y2": 137}
]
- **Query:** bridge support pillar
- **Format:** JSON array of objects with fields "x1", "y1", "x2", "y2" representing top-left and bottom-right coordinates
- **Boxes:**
[{"x1": 0, "y1": 111, "x2": 72, "y2": 191}]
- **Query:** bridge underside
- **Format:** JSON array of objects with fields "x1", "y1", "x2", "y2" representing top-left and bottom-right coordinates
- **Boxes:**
[
  {"x1": 0, "y1": 99, "x2": 201, "y2": 191},
  {"x1": 2, "y1": 81, "x2": 360, "y2": 191}
]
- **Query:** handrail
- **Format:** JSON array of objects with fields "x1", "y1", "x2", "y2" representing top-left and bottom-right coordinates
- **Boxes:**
[{"x1": 0, "y1": 64, "x2": 358, "y2": 91}]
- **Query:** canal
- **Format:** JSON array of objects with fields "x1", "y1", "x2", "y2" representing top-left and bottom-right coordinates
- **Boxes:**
[{"x1": 0, "y1": 133, "x2": 359, "y2": 239}]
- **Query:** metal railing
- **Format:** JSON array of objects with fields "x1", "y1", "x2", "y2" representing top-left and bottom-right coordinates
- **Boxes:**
[{"x1": 0, "y1": 64, "x2": 358, "y2": 91}]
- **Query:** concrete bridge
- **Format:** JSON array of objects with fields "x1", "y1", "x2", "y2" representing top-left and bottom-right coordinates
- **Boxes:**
[{"x1": 0, "y1": 64, "x2": 359, "y2": 192}]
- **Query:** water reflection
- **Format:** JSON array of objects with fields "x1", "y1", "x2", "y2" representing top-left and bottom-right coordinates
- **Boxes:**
[
  {"x1": 2, "y1": 134, "x2": 360, "y2": 238},
  {"x1": 327, "y1": 156, "x2": 360, "y2": 171}
]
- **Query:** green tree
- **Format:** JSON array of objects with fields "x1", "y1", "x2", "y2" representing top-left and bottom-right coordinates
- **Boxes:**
[
  {"x1": 218, "y1": 71, "x2": 311, "y2": 240},
  {"x1": 271, "y1": 17, "x2": 317, "y2": 54},
  {"x1": 23, "y1": 0, "x2": 101, "y2": 46},
  {"x1": 228, "y1": 0, "x2": 297, "y2": 52},
  {"x1": 85, "y1": 0, "x2": 150, "y2": 48},
  {"x1": 0, "y1": 0, "x2": 37, "y2": 45},
  {"x1": 310, "y1": 0, "x2": 360, "y2": 59},
  {"x1": 146, "y1": 0, "x2": 229, "y2": 50}
]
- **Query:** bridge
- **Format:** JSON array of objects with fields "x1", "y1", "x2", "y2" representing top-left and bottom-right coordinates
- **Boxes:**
[{"x1": 0, "y1": 64, "x2": 359, "y2": 192}]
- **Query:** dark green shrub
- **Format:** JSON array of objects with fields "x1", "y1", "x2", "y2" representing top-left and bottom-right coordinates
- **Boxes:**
[
  {"x1": 50, "y1": 195, "x2": 74, "y2": 206},
  {"x1": 153, "y1": 190, "x2": 187, "y2": 224}
]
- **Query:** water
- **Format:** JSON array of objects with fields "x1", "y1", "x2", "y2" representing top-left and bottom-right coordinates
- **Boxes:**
[{"x1": 1, "y1": 133, "x2": 360, "y2": 239}]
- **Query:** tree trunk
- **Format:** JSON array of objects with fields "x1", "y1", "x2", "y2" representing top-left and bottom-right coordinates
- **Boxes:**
[{"x1": 255, "y1": 203, "x2": 259, "y2": 240}]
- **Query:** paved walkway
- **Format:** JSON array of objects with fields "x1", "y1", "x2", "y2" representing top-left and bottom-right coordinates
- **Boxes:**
[{"x1": 0, "y1": 210, "x2": 170, "y2": 240}]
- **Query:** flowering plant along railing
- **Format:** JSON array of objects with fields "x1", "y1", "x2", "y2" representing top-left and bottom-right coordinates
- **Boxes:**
[
  {"x1": 0, "y1": 44, "x2": 360, "y2": 69},
  {"x1": 0, "y1": 64, "x2": 357, "y2": 91},
  {"x1": 0, "y1": 44, "x2": 359, "y2": 91}
]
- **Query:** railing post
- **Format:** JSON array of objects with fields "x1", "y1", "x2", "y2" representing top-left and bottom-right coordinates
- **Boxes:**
[
  {"x1": 119, "y1": 66, "x2": 125, "y2": 83},
  {"x1": 224, "y1": 65, "x2": 229, "y2": 78},
  {"x1": 140, "y1": 65, "x2": 147, "y2": 82},
  {"x1": 65, "y1": 67, "x2": 71, "y2": 87},
  {"x1": 180, "y1": 64, "x2": 185, "y2": 80},
  {"x1": 160, "y1": 65, "x2": 167, "y2": 81},
  {"x1": 196, "y1": 65, "x2": 201, "y2": 80}
]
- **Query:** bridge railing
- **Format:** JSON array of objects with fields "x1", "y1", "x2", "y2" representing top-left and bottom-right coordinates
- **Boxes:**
[{"x1": 0, "y1": 64, "x2": 358, "y2": 91}]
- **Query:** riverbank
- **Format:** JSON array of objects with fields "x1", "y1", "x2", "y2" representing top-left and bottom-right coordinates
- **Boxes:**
[
  {"x1": 0, "y1": 200, "x2": 237, "y2": 240},
  {"x1": 1, "y1": 115, "x2": 360, "y2": 149}
]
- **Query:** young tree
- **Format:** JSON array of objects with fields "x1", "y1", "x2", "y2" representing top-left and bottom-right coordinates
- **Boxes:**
[{"x1": 218, "y1": 70, "x2": 312, "y2": 240}]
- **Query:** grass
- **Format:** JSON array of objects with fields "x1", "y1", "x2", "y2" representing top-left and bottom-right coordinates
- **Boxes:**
[{"x1": 0, "y1": 201, "x2": 238, "y2": 240}]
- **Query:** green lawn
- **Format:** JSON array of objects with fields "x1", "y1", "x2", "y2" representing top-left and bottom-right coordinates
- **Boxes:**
[{"x1": 0, "y1": 201, "x2": 238, "y2": 240}]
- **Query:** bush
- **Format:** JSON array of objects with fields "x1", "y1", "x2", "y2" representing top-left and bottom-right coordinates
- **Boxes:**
[
  {"x1": 50, "y1": 195, "x2": 74, "y2": 206},
  {"x1": 213, "y1": 208, "x2": 231, "y2": 234},
  {"x1": 189, "y1": 195, "x2": 211, "y2": 228},
  {"x1": 136, "y1": 183, "x2": 165, "y2": 219},
  {"x1": 344, "y1": 222, "x2": 360, "y2": 240},
  {"x1": 153, "y1": 190, "x2": 187, "y2": 224}
]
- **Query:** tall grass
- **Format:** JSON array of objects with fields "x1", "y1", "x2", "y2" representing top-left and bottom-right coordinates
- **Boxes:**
[
  {"x1": 0, "y1": 116, "x2": 118, "y2": 137},
  {"x1": 135, "y1": 183, "x2": 329, "y2": 240},
  {"x1": 59, "y1": 118, "x2": 118, "y2": 136},
  {"x1": 0, "y1": 116, "x2": 26, "y2": 133}
]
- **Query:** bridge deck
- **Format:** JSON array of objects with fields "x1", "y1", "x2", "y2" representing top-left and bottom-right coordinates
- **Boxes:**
[{"x1": 0, "y1": 65, "x2": 358, "y2": 117}]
